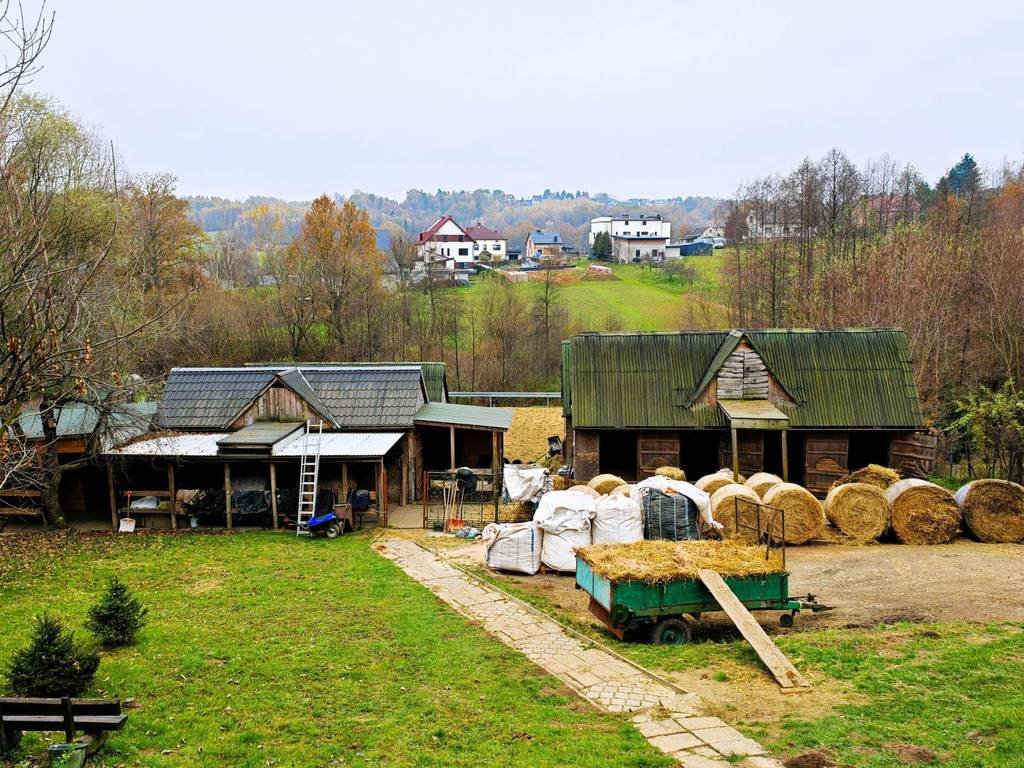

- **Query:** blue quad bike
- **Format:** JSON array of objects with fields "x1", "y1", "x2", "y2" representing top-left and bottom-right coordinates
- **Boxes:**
[{"x1": 300, "y1": 510, "x2": 344, "y2": 538}]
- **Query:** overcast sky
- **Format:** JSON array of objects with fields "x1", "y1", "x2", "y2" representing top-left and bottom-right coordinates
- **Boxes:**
[{"x1": 31, "y1": 0, "x2": 1024, "y2": 201}]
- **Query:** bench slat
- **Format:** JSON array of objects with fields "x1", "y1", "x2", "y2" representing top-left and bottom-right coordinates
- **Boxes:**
[
  {"x1": 0, "y1": 698, "x2": 121, "y2": 716},
  {"x1": 2, "y1": 714, "x2": 127, "y2": 730}
]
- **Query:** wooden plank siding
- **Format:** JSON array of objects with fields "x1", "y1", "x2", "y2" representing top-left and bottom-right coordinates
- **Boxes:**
[
  {"x1": 231, "y1": 385, "x2": 314, "y2": 429},
  {"x1": 804, "y1": 432, "x2": 849, "y2": 496},
  {"x1": 637, "y1": 432, "x2": 680, "y2": 478},
  {"x1": 889, "y1": 431, "x2": 938, "y2": 479}
]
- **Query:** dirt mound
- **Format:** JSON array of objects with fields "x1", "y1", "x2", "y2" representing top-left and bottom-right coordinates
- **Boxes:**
[
  {"x1": 882, "y1": 743, "x2": 938, "y2": 764},
  {"x1": 784, "y1": 750, "x2": 837, "y2": 768}
]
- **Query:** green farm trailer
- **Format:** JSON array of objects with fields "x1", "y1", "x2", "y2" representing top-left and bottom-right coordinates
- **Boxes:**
[{"x1": 575, "y1": 557, "x2": 828, "y2": 644}]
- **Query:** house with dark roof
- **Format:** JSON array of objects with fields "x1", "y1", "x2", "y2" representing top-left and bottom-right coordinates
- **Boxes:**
[
  {"x1": 524, "y1": 229, "x2": 564, "y2": 260},
  {"x1": 463, "y1": 222, "x2": 507, "y2": 261},
  {"x1": 105, "y1": 363, "x2": 510, "y2": 529},
  {"x1": 560, "y1": 329, "x2": 936, "y2": 495}
]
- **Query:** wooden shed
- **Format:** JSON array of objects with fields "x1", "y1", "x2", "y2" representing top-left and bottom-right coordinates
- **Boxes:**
[{"x1": 560, "y1": 329, "x2": 935, "y2": 495}]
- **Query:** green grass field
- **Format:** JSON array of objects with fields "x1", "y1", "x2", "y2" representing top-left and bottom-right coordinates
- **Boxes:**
[
  {"x1": 466, "y1": 566, "x2": 1024, "y2": 768},
  {"x1": 466, "y1": 256, "x2": 729, "y2": 331},
  {"x1": 0, "y1": 532, "x2": 668, "y2": 768}
]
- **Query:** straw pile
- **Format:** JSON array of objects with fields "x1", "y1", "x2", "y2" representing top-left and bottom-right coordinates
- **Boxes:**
[
  {"x1": 609, "y1": 483, "x2": 635, "y2": 498},
  {"x1": 655, "y1": 466, "x2": 686, "y2": 481},
  {"x1": 746, "y1": 472, "x2": 783, "y2": 498},
  {"x1": 824, "y1": 482, "x2": 889, "y2": 543},
  {"x1": 761, "y1": 483, "x2": 826, "y2": 544},
  {"x1": 589, "y1": 473, "x2": 626, "y2": 495},
  {"x1": 577, "y1": 539, "x2": 784, "y2": 583},
  {"x1": 956, "y1": 479, "x2": 1024, "y2": 543},
  {"x1": 710, "y1": 483, "x2": 763, "y2": 543},
  {"x1": 504, "y1": 406, "x2": 564, "y2": 462},
  {"x1": 497, "y1": 501, "x2": 533, "y2": 523},
  {"x1": 886, "y1": 479, "x2": 960, "y2": 544},
  {"x1": 696, "y1": 469, "x2": 744, "y2": 496},
  {"x1": 551, "y1": 474, "x2": 568, "y2": 491},
  {"x1": 832, "y1": 463, "x2": 901, "y2": 490}
]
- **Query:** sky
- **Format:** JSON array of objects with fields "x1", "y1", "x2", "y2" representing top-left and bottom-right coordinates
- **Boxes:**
[{"x1": 29, "y1": 0, "x2": 1024, "y2": 201}]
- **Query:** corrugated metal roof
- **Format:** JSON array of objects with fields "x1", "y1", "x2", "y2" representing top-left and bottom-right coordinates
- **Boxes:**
[
  {"x1": 415, "y1": 402, "x2": 513, "y2": 430},
  {"x1": 17, "y1": 402, "x2": 157, "y2": 440},
  {"x1": 157, "y1": 366, "x2": 427, "y2": 430},
  {"x1": 107, "y1": 433, "x2": 229, "y2": 457},
  {"x1": 563, "y1": 329, "x2": 924, "y2": 429},
  {"x1": 272, "y1": 432, "x2": 404, "y2": 458}
]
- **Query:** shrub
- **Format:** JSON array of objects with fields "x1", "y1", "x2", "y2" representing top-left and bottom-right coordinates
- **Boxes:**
[
  {"x1": 6, "y1": 614, "x2": 100, "y2": 696},
  {"x1": 86, "y1": 576, "x2": 148, "y2": 649}
]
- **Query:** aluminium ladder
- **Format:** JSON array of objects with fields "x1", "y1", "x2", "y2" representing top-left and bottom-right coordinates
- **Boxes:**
[{"x1": 296, "y1": 419, "x2": 324, "y2": 535}]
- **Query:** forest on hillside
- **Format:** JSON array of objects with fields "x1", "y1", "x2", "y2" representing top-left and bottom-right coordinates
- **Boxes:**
[{"x1": 187, "y1": 189, "x2": 723, "y2": 252}]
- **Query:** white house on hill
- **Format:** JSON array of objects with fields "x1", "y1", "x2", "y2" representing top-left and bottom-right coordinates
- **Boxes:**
[
  {"x1": 590, "y1": 214, "x2": 671, "y2": 262},
  {"x1": 464, "y1": 223, "x2": 507, "y2": 261}
]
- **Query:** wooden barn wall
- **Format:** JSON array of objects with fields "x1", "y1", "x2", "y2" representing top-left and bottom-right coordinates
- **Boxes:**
[
  {"x1": 573, "y1": 429, "x2": 600, "y2": 480},
  {"x1": 232, "y1": 385, "x2": 312, "y2": 428},
  {"x1": 889, "y1": 431, "x2": 938, "y2": 479},
  {"x1": 803, "y1": 432, "x2": 849, "y2": 496}
]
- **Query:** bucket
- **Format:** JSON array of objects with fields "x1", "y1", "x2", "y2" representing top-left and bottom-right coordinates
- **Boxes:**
[
  {"x1": 47, "y1": 742, "x2": 86, "y2": 768},
  {"x1": 189, "y1": 515, "x2": 199, "y2": 529}
]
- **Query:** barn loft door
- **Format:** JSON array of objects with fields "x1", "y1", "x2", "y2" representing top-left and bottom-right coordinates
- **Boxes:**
[
  {"x1": 804, "y1": 432, "x2": 849, "y2": 496},
  {"x1": 718, "y1": 432, "x2": 764, "y2": 477},
  {"x1": 888, "y1": 432, "x2": 938, "y2": 479},
  {"x1": 637, "y1": 432, "x2": 680, "y2": 479}
]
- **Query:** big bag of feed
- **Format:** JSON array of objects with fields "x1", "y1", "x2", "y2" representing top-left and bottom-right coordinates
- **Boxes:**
[
  {"x1": 592, "y1": 493, "x2": 644, "y2": 545},
  {"x1": 503, "y1": 464, "x2": 550, "y2": 503},
  {"x1": 482, "y1": 521, "x2": 543, "y2": 574},
  {"x1": 534, "y1": 490, "x2": 596, "y2": 572},
  {"x1": 641, "y1": 489, "x2": 701, "y2": 541}
]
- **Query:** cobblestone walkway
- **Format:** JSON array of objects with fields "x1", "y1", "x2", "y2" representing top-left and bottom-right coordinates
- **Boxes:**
[{"x1": 377, "y1": 536, "x2": 782, "y2": 768}]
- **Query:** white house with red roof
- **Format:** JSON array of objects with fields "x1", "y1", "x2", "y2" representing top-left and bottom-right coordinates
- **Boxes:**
[{"x1": 415, "y1": 216, "x2": 506, "y2": 271}]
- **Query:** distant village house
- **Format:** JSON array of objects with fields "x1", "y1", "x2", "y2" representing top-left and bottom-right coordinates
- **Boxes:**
[{"x1": 589, "y1": 214, "x2": 670, "y2": 262}]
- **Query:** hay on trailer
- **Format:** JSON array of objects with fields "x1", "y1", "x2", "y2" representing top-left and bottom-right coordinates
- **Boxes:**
[
  {"x1": 589, "y1": 473, "x2": 626, "y2": 495},
  {"x1": 609, "y1": 483, "x2": 635, "y2": 498},
  {"x1": 577, "y1": 539, "x2": 784, "y2": 583},
  {"x1": 956, "y1": 479, "x2": 1024, "y2": 544},
  {"x1": 655, "y1": 466, "x2": 686, "y2": 481},
  {"x1": 497, "y1": 501, "x2": 534, "y2": 523},
  {"x1": 761, "y1": 483, "x2": 827, "y2": 544},
  {"x1": 745, "y1": 472, "x2": 783, "y2": 498},
  {"x1": 832, "y1": 463, "x2": 901, "y2": 491},
  {"x1": 824, "y1": 482, "x2": 889, "y2": 543},
  {"x1": 886, "y1": 479, "x2": 960, "y2": 545},
  {"x1": 710, "y1": 483, "x2": 764, "y2": 543}
]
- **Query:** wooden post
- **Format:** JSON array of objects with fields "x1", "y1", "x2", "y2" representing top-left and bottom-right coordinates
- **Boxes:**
[
  {"x1": 731, "y1": 427, "x2": 740, "y2": 482},
  {"x1": 380, "y1": 459, "x2": 387, "y2": 526},
  {"x1": 781, "y1": 430, "x2": 789, "y2": 482},
  {"x1": 449, "y1": 425, "x2": 456, "y2": 469},
  {"x1": 491, "y1": 430, "x2": 500, "y2": 523},
  {"x1": 269, "y1": 462, "x2": 279, "y2": 529},
  {"x1": 107, "y1": 463, "x2": 118, "y2": 531},
  {"x1": 167, "y1": 462, "x2": 177, "y2": 530},
  {"x1": 401, "y1": 443, "x2": 409, "y2": 507},
  {"x1": 224, "y1": 463, "x2": 233, "y2": 529},
  {"x1": 342, "y1": 462, "x2": 349, "y2": 503}
]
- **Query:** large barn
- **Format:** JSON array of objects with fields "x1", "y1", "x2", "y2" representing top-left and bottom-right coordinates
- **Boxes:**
[{"x1": 560, "y1": 329, "x2": 936, "y2": 495}]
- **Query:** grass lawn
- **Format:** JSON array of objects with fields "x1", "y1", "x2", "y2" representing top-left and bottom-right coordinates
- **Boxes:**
[
  {"x1": 0, "y1": 531, "x2": 669, "y2": 768},
  {"x1": 465, "y1": 565, "x2": 1024, "y2": 768}
]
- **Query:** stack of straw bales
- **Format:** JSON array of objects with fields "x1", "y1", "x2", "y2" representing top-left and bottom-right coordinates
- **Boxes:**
[
  {"x1": 709, "y1": 483, "x2": 762, "y2": 542},
  {"x1": 696, "y1": 469, "x2": 743, "y2": 496}
]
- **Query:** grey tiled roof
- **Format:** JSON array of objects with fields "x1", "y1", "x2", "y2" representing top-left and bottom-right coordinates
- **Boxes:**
[{"x1": 157, "y1": 366, "x2": 426, "y2": 430}]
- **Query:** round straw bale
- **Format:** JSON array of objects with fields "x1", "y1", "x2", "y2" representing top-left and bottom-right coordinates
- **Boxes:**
[
  {"x1": 720, "y1": 468, "x2": 746, "y2": 483},
  {"x1": 710, "y1": 483, "x2": 763, "y2": 543},
  {"x1": 655, "y1": 466, "x2": 686, "y2": 481},
  {"x1": 832, "y1": 463, "x2": 901, "y2": 491},
  {"x1": 745, "y1": 472, "x2": 783, "y2": 498},
  {"x1": 696, "y1": 469, "x2": 742, "y2": 496},
  {"x1": 761, "y1": 483, "x2": 826, "y2": 544},
  {"x1": 886, "y1": 479, "x2": 960, "y2": 544},
  {"x1": 551, "y1": 475, "x2": 567, "y2": 491},
  {"x1": 824, "y1": 482, "x2": 889, "y2": 543},
  {"x1": 497, "y1": 501, "x2": 533, "y2": 523},
  {"x1": 572, "y1": 484, "x2": 601, "y2": 499},
  {"x1": 955, "y1": 479, "x2": 1024, "y2": 543},
  {"x1": 588, "y1": 473, "x2": 626, "y2": 495},
  {"x1": 609, "y1": 483, "x2": 634, "y2": 498}
]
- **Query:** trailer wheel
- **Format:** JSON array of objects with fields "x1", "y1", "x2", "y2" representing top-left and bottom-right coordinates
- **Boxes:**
[
  {"x1": 650, "y1": 618, "x2": 691, "y2": 645},
  {"x1": 324, "y1": 522, "x2": 342, "y2": 539},
  {"x1": 779, "y1": 612, "x2": 794, "y2": 627}
]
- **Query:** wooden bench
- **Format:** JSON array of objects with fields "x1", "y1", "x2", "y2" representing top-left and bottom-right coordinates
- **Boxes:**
[{"x1": 0, "y1": 697, "x2": 127, "y2": 755}]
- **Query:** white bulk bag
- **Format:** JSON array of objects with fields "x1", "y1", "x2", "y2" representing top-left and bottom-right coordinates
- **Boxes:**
[
  {"x1": 592, "y1": 494, "x2": 644, "y2": 545},
  {"x1": 503, "y1": 465, "x2": 550, "y2": 503},
  {"x1": 534, "y1": 490, "x2": 596, "y2": 572},
  {"x1": 482, "y1": 522, "x2": 543, "y2": 574}
]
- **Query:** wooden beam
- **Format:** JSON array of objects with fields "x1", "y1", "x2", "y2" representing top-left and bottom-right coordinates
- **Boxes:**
[
  {"x1": 731, "y1": 428, "x2": 740, "y2": 482},
  {"x1": 491, "y1": 430, "x2": 500, "y2": 523},
  {"x1": 697, "y1": 569, "x2": 809, "y2": 691},
  {"x1": 107, "y1": 464, "x2": 118, "y2": 531},
  {"x1": 224, "y1": 463, "x2": 233, "y2": 529},
  {"x1": 449, "y1": 425, "x2": 456, "y2": 470},
  {"x1": 167, "y1": 463, "x2": 177, "y2": 530},
  {"x1": 342, "y1": 462, "x2": 349, "y2": 504},
  {"x1": 781, "y1": 430, "x2": 789, "y2": 483},
  {"x1": 269, "y1": 462, "x2": 279, "y2": 530},
  {"x1": 401, "y1": 443, "x2": 408, "y2": 507}
]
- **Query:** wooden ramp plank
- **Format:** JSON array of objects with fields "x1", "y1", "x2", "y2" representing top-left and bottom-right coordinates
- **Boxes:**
[{"x1": 697, "y1": 569, "x2": 810, "y2": 691}]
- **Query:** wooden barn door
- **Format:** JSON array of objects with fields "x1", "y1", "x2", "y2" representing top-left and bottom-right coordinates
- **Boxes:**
[
  {"x1": 804, "y1": 432, "x2": 849, "y2": 497},
  {"x1": 718, "y1": 432, "x2": 765, "y2": 477},
  {"x1": 888, "y1": 432, "x2": 938, "y2": 479},
  {"x1": 637, "y1": 432, "x2": 680, "y2": 479}
]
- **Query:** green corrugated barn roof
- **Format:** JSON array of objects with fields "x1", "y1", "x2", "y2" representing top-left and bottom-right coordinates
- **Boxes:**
[{"x1": 561, "y1": 329, "x2": 924, "y2": 430}]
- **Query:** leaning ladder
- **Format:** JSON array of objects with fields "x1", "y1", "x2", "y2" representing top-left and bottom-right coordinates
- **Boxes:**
[{"x1": 296, "y1": 419, "x2": 323, "y2": 536}]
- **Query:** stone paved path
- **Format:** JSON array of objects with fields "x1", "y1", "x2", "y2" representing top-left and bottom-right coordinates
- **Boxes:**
[{"x1": 377, "y1": 536, "x2": 783, "y2": 768}]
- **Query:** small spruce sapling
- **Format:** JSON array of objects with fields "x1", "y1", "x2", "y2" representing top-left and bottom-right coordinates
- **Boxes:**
[
  {"x1": 6, "y1": 614, "x2": 100, "y2": 696},
  {"x1": 86, "y1": 576, "x2": 148, "y2": 649}
]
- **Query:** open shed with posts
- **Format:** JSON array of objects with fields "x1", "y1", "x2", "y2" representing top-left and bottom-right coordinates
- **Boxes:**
[{"x1": 560, "y1": 329, "x2": 936, "y2": 495}]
